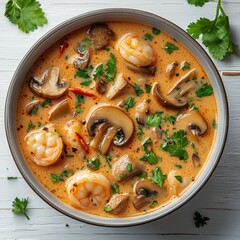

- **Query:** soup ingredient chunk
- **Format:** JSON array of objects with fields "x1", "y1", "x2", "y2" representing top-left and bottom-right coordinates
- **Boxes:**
[
  {"x1": 167, "y1": 170, "x2": 188, "y2": 195},
  {"x1": 88, "y1": 23, "x2": 115, "y2": 50},
  {"x1": 112, "y1": 155, "x2": 143, "y2": 182},
  {"x1": 48, "y1": 99, "x2": 70, "y2": 120},
  {"x1": 66, "y1": 170, "x2": 111, "y2": 209},
  {"x1": 116, "y1": 33, "x2": 156, "y2": 74},
  {"x1": 29, "y1": 67, "x2": 69, "y2": 99},
  {"x1": 104, "y1": 193, "x2": 129, "y2": 214},
  {"x1": 24, "y1": 124, "x2": 63, "y2": 166},
  {"x1": 86, "y1": 105, "x2": 134, "y2": 154}
]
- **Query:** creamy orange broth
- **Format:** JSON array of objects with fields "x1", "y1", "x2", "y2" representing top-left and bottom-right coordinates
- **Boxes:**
[{"x1": 16, "y1": 21, "x2": 217, "y2": 217}]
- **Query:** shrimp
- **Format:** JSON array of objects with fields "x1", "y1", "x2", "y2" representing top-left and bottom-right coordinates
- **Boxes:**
[
  {"x1": 116, "y1": 33, "x2": 156, "y2": 67},
  {"x1": 62, "y1": 120, "x2": 88, "y2": 158},
  {"x1": 66, "y1": 170, "x2": 111, "y2": 209},
  {"x1": 167, "y1": 170, "x2": 188, "y2": 195},
  {"x1": 24, "y1": 124, "x2": 63, "y2": 166}
]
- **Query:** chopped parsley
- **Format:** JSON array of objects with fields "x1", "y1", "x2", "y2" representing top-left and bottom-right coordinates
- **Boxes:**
[
  {"x1": 144, "y1": 33, "x2": 154, "y2": 41},
  {"x1": 124, "y1": 97, "x2": 136, "y2": 111},
  {"x1": 187, "y1": 0, "x2": 210, "y2": 7},
  {"x1": 175, "y1": 175, "x2": 183, "y2": 183},
  {"x1": 181, "y1": 61, "x2": 191, "y2": 70},
  {"x1": 31, "y1": 106, "x2": 38, "y2": 115},
  {"x1": 104, "y1": 205, "x2": 112, "y2": 212},
  {"x1": 111, "y1": 183, "x2": 119, "y2": 194},
  {"x1": 164, "y1": 42, "x2": 179, "y2": 54},
  {"x1": 163, "y1": 115, "x2": 176, "y2": 125},
  {"x1": 87, "y1": 158, "x2": 101, "y2": 171},
  {"x1": 161, "y1": 130, "x2": 189, "y2": 161},
  {"x1": 50, "y1": 170, "x2": 69, "y2": 183},
  {"x1": 152, "y1": 27, "x2": 161, "y2": 35},
  {"x1": 80, "y1": 38, "x2": 92, "y2": 51},
  {"x1": 195, "y1": 83, "x2": 213, "y2": 97},
  {"x1": 54, "y1": 129, "x2": 61, "y2": 137},
  {"x1": 145, "y1": 84, "x2": 152, "y2": 93},
  {"x1": 137, "y1": 126, "x2": 144, "y2": 140},
  {"x1": 41, "y1": 99, "x2": 51, "y2": 107},
  {"x1": 191, "y1": 142, "x2": 199, "y2": 156},
  {"x1": 119, "y1": 174, "x2": 126, "y2": 180},
  {"x1": 27, "y1": 120, "x2": 35, "y2": 132},
  {"x1": 150, "y1": 201, "x2": 158, "y2": 208},
  {"x1": 80, "y1": 79, "x2": 92, "y2": 86},
  {"x1": 146, "y1": 112, "x2": 162, "y2": 128},
  {"x1": 75, "y1": 68, "x2": 90, "y2": 79},
  {"x1": 175, "y1": 164, "x2": 182, "y2": 169},
  {"x1": 138, "y1": 172, "x2": 148, "y2": 179},
  {"x1": 104, "y1": 53, "x2": 117, "y2": 82},
  {"x1": 93, "y1": 64, "x2": 103, "y2": 79},
  {"x1": 12, "y1": 197, "x2": 29, "y2": 220},
  {"x1": 126, "y1": 163, "x2": 132, "y2": 172},
  {"x1": 194, "y1": 211, "x2": 209, "y2": 228},
  {"x1": 212, "y1": 119, "x2": 218, "y2": 129},
  {"x1": 189, "y1": 102, "x2": 199, "y2": 111},
  {"x1": 150, "y1": 167, "x2": 167, "y2": 187},
  {"x1": 75, "y1": 93, "x2": 84, "y2": 114},
  {"x1": 133, "y1": 82, "x2": 144, "y2": 96}
]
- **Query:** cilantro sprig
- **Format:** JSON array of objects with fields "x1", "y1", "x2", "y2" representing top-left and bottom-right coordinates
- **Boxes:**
[
  {"x1": 5, "y1": 0, "x2": 47, "y2": 33},
  {"x1": 12, "y1": 197, "x2": 30, "y2": 220},
  {"x1": 186, "y1": 0, "x2": 238, "y2": 60},
  {"x1": 150, "y1": 167, "x2": 167, "y2": 188}
]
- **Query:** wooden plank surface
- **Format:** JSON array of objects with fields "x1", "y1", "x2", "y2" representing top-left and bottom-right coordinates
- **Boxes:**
[{"x1": 0, "y1": 0, "x2": 240, "y2": 239}]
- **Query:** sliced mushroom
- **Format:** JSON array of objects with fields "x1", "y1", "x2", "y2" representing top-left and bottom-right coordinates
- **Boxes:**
[
  {"x1": 105, "y1": 193, "x2": 129, "y2": 215},
  {"x1": 24, "y1": 100, "x2": 40, "y2": 115},
  {"x1": 87, "y1": 23, "x2": 114, "y2": 50},
  {"x1": 29, "y1": 67, "x2": 69, "y2": 99},
  {"x1": 106, "y1": 73, "x2": 135, "y2": 99},
  {"x1": 126, "y1": 62, "x2": 156, "y2": 76},
  {"x1": 86, "y1": 105, "x2": 134, "y2": 154},
  {"x1": 112, "y1": 155, "x2": 143, "y2": 182},
  {"x1": 153, "y1": 69, "x2": 196, "y2": 109},
  {"x1": 135, "y1": 100, "x2": 149, "y2": 125},
  {"x1": 96, "y1": 78, "x2": 108, "y2": 94},
  {"x1": 48, "y1": 99, "x2": 70, "y2": 120},
  {"x1": 91, "y1": 122, "x2": 109, "y2": 150},
  {"x1": 176, "y1": 111, "x2": 208, "y2": 139},
  {"x1": 68, "y1": 50, "x2": 90, "y2": 69},
  {"x1": 133, "y1": 178, "x2": 160, "y2": 209},
  {"x1": 166, "y1": 61, "x2": 178, "y2": 79}
]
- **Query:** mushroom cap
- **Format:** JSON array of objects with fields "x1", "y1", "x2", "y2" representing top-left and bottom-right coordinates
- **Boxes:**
[
  {"x1": 29, "y1": 67, "x2": 69, "y2": 99},
  {"x1": 24, "y1": 99, "x2": 40, "y2": 115},
  {"x1": 106, "y1": 193, "x2": 129, "y2": 215},
  {"x1": 48, "y1": 99, "x2": 70, "y2": 120},
  {"x1": 86, "y1": 105, "x2": 134, "y2": 146}
]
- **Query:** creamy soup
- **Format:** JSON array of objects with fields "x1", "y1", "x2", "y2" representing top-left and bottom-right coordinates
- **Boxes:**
[{"x1": 16, "y1": 21, "x2": 217, "y2": 217}]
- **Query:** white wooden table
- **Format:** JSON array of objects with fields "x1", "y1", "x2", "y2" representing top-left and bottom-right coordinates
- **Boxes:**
[{"x1": 1, "y1": 0, "x2": 240, "y2": 239}]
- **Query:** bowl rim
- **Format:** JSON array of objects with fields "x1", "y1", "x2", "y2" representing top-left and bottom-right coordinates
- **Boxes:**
[{"x1": 4, "y1": 8, "x2": 229, "y2": 227}]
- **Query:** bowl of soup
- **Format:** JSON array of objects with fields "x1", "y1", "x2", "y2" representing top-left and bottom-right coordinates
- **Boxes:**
[{"x1": 5, "y1": 8, "x2": 228, "y2": 226}]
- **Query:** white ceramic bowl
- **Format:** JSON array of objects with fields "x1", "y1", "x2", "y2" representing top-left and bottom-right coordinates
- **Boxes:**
[{"x1": 5, "y1": 8, "x2": 228, "y2": 227}]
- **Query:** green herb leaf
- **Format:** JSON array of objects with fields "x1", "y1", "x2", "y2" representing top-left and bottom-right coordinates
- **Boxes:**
[
  {"x1": 80, "y1": 79, "x2": 92, "y2": 86},
  {"x1": 181, "y1": 61, "x2": 191, "y2": 70},
  {"x1": 102, "y1": 155, "x2": 112, "y2": 169},
  {"x1": 190, "y1": 142, "x2": 199, "y2": 156},
  {"x1": 175, "y1": 164, "x2": 182, "y2": 169},
  {"x1": 137, "y1": 126, "x2": 144, "y2": 140},
  {"x1": 75, "y1": 93, "x2": 84, "y2": 114},
  {"x1": 50, "y1": 170, "x2": 69, "y2": 183},
  {"x1": 161, "y1": 130, "x2": 189, "y2": 161},
  {"x1": 149, "y1": 200, "x2": 158, "y2": 208},
  {"x1": 138, "y1": 172, "x2": 148, "y2": 179},
  {"x1": 145, "y1": 84, "x2": 152, "y2": 93},
  {"x1": 75, "y1": 68, "x2": 90, "y2": 79},
  {"x1": 133, "y1": 82, "x2": 144, "y2": 96},
  {"x1": 124, "y1": 97, "x2": 136, "y2": 111},
  {"x1": 104, "y1": 205, "x2": 112, "y2": 212},
  {"x1": 140, "y1": 150, "x2": 161, "y2": 165},
  {"x1": 150, "y1": 167, "x2": 167, "y2": 188},
  {"x1": 194, "y1": 211, "x2": 209, "y2": 228},
  {"x1": 87, "y1": 158, "x2": 101, "y2": 171},
  {"x1": 212, "y1": 119, "x2": 218, "y2": 129},
  {"x1": 126, "y1": 163, "x2": 132, "y2": 172},
  {"x1": 12, "y1": 197, "x2": 29, "y2": 220},
  {"x1": 189, "y1": 103, "x2": 199, "y2": 111},
  {"x1": 80, "y1": 38, "x2": 92, "y2": 51},
  {"x1": 195, "y1": 83, "x2": 213, "y2": 97},
  {"x1": 164, "y1": 42, "x2": 179, "y2": 54},
  {"x1": 54, "y1": 129, "x2": 61, "y2": 137},
  {"x1": 144, "y1": 33, "x2": 154, "y2": 41},
  {"x1": 111, "y1": 183, "x2": 119, "y2": 194},
  {"x1": 187, "y1": 0, "x2": 210, "y2": 7},
  {"x1": 164, "y1": 115, "x2": 176, "y2": 125},
  {"x1": 93, "y1": 64, "x2": 103, "y2": 79},
  {"x1": 105, "y1": 53, "x2": 117, "y2": 82},
  {"x1": 41, "y1": 99, "x2": 51, "y2": 107},
  {"x1": 27, "y1": 120, "x2": 35, "y2": 132},
  {"x1": 5, "y1": 0, "x2": 47, "y2": 33},
  {"x1": 175, "y1": 175, "x2": 183, "y2": 183},
  {"x1": 146, "y1": 112, "x2": 162, "y2": 128},
  {"x1": 152, "y1": 27, "x2": 161, "y2": 35},
  {"x1": 142, "y1": 137, "x2": 152, "y2": 152}
]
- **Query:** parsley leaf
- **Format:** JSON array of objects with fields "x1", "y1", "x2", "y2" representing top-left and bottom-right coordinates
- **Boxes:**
[
  {"x1": 175, "y1": 164, "x2": 182, "y2": 169},
  {"x1": 93, "y1": 64, "x2": 103, "y2": 80},
  {"x1": 126, "y1": 163, "x2": 133, "y2": 172},
  {"x1": 12, "y1": 197, "x2": 29, "y2": 220},
  {"x1": 175, "y1": 175, "x2": 183, "y2": 183},
  {"x1": 161, "y1": 130, "x2": 189, "y2": 161},
  {"x1": 146, "y1": 112, "x2": 162, "y2": 128},
  {"x1": 75, "y1": 68, "x2": 90, "y2": 79},
  {"x1": 144, "y1": 33, "x2": 154, "y2": 41},
  {"x1": 181, "y1": 61, "x2": 191, "y2": 70},
  {"x1": 27, "y1": 120, "x2": 35, "y2": 132},
  {"x1": 212, "y1": 119, "x2": 218, "y2": 129},
  {"x1": 150, "y1": 167, "x2": 167, "y2": 188},
  {"x1": 5, "y1": 0, "x2": 47, "y2": 33},
  {"x1": 75, "y1": 93, "x2": 84, "y2": 114},
  {"x1": 80, "y1": 38, "x2": 92, "y2": 51},
  {"x1": 105, "y1": 53, "x2": 117, "y2": 82},
  {"x1": 145, "y1": 84, "x2": 152, "y2": 93},
  {"x1": 133, "y1": 82, "x2": 144, "y2": 96},
  {"x1": 138, "y1": 172, "x2": 148, "y2": 179},
  {"x1": 104, "y1": 205, "x2": 112, "y2": 212},
  {"x1": 194, "y1": 211, "x2": 209, "y2": 228},
  {"x1": 111, "y1": 183, "x2": 119, "y2": 194},
  {"x1": 163, "y1": 115, "x2": 176, "y2": 125},
  {"x1": 152, "y1": 27, "x2": 161, "y2": 35},
  {"x1": 195, "y1": 83, "x2": 213, "y2": 97},
  {"x1": 187, "y1": 0, "x2": 210, "y2": 7},
  {"x1": 186, "y1": 0, "x2": 238, "y2": 60},
  {"x1": 41, "y1": 99, "x2": 51, "y2": 107},
  {"x1": 124, "y1": 97, "x2": 136, "y2": 111},
  {"x1": 80, "y1": 79, "x2": 92, "y2": 86},
  {"x1": 137, "y1": 126, "x2": 144, "y2": 140},
  {"x1": 164, "y1": 42, "x2": 179, "y2": 54},
  {"x1": 87, "y1": 158, "x2": 101, "y2": 171},
  {"x1": 50, "y1": 170, "x2": 70, "y2": 183}
]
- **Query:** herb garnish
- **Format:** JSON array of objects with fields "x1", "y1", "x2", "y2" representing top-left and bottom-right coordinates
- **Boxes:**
[
  {"x1": 105, "y1": 53, "x2": 117, "y2": 82},
  {"x1": 80, "y1": 80, "x2": 92, "y2": 86},
  {"x1": 163, "y1": 115, "x2": 176, "y2": 125},
  {"x1": 150, "y1": 167, "x2": 167, "y2": 187},
  {"x1": 41, "y1": 99, "x2": 51, "y2": 107},
  {"x1": 104, "y1": 205, "x2": 112, "y2": 212},
  {"x1": 187, "y1": 0, "x2": 238, "y2": 60},
  {"x1": 175, "y1": 175, "x2": 183, "y2": 183},
  {"x1": 181, "y1": 61, "x2": 191, "y2": 70},
  {"x1": 75, "y1": 93, "x2": 84, "y2": 114},
  {"x1": 12, "y1": 197, "x2": 29, "y2": 220},
  {"x1": 124, "y1": 97, "x2": 136, "y2": 111},
  {"x1": 75, "y1": 68, "x2": 90, "y2": 79},
  {"x1": 150, "y1": 201, "x2": 158, "y2": 208},
  {"x1": 87, "y1": 158, "x2": 101, "y2": 171},
  {"x1": 194, "y1": 211, "x2": 209, "y2": 228},
  {"x1": 189, "y1": 103, "x2": 199, "y2": 111},
  {"x1": 212, "y1": 119, "x2": 218, "y2": 129},
  {"x1": 27, "y1": 120, "x2": 35, "y2": 132},
  {"x1": 145, "y1": 84, "x2": 152, "y2": 93},
  {"x1": 50, "y1": 170, "x2": 69, "y2": 183},
  {"x1": 144, "y1": 33, "x2": 154, "y2": 41},
  {"x1": 111, "y1": 183, "x2": 119, "y2": 194},
  {"x1": 133, "y1": 82, "x2": 144, "y2": 96},
  {"x1": 126, "y1": 163, "x2": 132, "y2": 172},
  {"x1": 93, "y1": 64, "x2": 103, "y2": 79},
  {"x1": 146, "y1": 112, "x2": 162, "y2": 128},
  {"x1": 164, "y1": 42, "x2": 179, "y2": 54},
  {"x1": 161, "y1": 130, "x2": 189, "y2": 161},
  {"x1": 175, "y1": 164, "x2": 182, "y2": 169},
  {"x1": 152, "y1": 27, "x2": 161, "y2": 35},
  {"x1": 137, "y1": 126, "x2": 144, "y2": 140},
  {"x1": 138, "y1": 172, "x2": 148, "y2": 179},
  {"x1": 80, "y1": 38, "x2": 92, "y2": 51},
  {"x1": 5, "y1": 0, "x2": 47, "y2": 33},
  {"x1": 195, "y1": 83, "x2": 213, "y2": 97}
]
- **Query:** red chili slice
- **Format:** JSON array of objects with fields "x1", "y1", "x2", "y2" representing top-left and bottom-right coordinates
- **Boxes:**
[
  {"x1": 59, "y1": 40, "x2": 69, "y2": 58},
  {"x1": 75, "y1": 132, "x2": 90, "y2": 154},
  {"x1": 69, "y1": 88, "x2": 95, "y2": 97}
]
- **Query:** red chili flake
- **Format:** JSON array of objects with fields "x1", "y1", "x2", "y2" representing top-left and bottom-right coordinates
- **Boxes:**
[
  {"x1": 69, "y1": 88, "x2": 95, "y2": 97},
  {"x1": 59, "y1": 40, "x2": 69, "y2": 58},
  {"x1": 75, "y1": 132, "x2": 90, "y2": 154}
]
